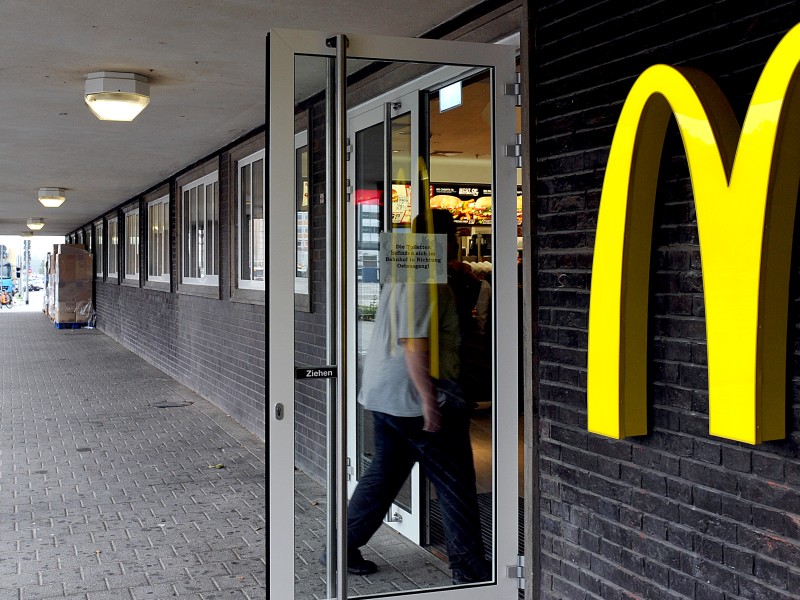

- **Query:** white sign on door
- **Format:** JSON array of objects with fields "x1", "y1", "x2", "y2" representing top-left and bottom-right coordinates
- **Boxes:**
[{"x1": 379, "y1": 232, "x2": 447, "y2": 284}]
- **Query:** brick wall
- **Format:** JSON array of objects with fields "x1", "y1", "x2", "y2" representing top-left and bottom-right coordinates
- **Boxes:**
[
  {"x1": 92, "y1": 137, "x2": 266, "y2": 441},
  {"x1": 534, "y1": 1, "x2": 800, "y2": 599},
  {"x1": 96, "y1": 283, "x2": 265, "y2": 438},
  {"x1": 294, "y1": 101, "x2": 330, "y2": 482}
]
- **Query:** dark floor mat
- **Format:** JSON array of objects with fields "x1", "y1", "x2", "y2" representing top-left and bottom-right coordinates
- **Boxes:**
[{"x1": 428, "y1": 493, "x2": 525, "y2": 558}]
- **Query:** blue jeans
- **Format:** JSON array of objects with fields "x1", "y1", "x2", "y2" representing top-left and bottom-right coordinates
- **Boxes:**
[{"x1": 347, "y1": 407, "x2": 488, "y2": 579}]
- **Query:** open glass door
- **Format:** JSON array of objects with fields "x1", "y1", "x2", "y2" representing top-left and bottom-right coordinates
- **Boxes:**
[
  {"x1": 347, "y1": 91, "x2": 423, "y2": 543},
  {"x1": 268, "y1": 29, "x2": 519, "y2": 600}
]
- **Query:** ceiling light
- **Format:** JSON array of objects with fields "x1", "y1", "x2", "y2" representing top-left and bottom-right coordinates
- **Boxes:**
[
  {"x1": 38, "y1": 187, "x2": 66, "y2": 208},
  {"x1": 84, "y1": 72, "x2": 150, "y2": 121},
  {"x1": 26, "y1": 218, "x2": 45, "y2": 231}
]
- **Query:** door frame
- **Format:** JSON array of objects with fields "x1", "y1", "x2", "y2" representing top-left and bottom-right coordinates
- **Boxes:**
[
  {"x1": 347, "y1": 89, "x2": 424, "y2": 542},
  {"x1": 268, "y1": 28, "x2": 519, "y2": 599}
]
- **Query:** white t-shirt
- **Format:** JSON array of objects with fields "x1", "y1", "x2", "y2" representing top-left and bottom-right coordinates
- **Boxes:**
[{"x1": 358, "y1": 282, "x2": 460, "y2": 417}]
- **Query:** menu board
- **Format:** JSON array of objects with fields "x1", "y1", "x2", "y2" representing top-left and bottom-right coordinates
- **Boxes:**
[
  {"x1": 430, "y1": 183, "x2": 494, "y2": 224},
  {"x1": 429, "y1": 183, "x2": 523, "y2": 225}
]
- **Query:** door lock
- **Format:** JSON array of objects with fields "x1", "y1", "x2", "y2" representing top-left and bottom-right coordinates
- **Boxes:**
[{"x1": 275, "y1": 403, "x2": 284, "y2": 420}]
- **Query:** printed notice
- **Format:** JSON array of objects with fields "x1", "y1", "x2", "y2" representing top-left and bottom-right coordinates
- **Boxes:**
[{"x1": 379, "y1": 233, "x2": 447, "y2": 284}]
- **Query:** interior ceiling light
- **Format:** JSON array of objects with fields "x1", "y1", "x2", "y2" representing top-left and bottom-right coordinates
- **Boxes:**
[
  {"x1": 38, "y1": 187, "x2": 66, "y2": 208},
  {"x1": 84, "y1": 71, "x2": 150, "y2": 121},
  {"x1": 26, "y1": 218, "x2": 45, "y2": 231}
]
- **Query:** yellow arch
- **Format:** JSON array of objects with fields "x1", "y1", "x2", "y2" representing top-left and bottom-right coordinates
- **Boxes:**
[{"x1": 588, "y1": 23, "x2": 800, "y2": 444}]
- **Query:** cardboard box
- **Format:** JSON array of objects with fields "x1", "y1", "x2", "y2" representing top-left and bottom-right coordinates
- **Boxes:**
[
  {"x1": 53, "y1": 244, "x2": 86, "y2": 255},
  {"x1": 56, "y1": 254, "x2": 93, "y2": 281},
  {"x1": 52, "y1": 302, "x2": 78, "y2": 324},
  {"x1": 54, "y1": 281, "x2": 91, "y2": 304},
  {"x1": 51, "y1": 248, "x2": 92, "y2": 323},
  {"x1": 75, "y1": 254, "x2": 93, "y2": 280}
]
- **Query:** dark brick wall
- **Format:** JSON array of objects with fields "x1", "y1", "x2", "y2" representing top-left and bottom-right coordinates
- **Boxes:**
[
  {"x1": 294, "y1": 101, "x2": 330, "y2": 482},
  {"x1": 96, "y1": 282, "x2": 265, "y2": 437},
  {"x1": 91, "y1": 138, "x2": 266, "y2": 441},
  {"x1": 534, "y1": 1, "x2": 800, "y2": 599}
]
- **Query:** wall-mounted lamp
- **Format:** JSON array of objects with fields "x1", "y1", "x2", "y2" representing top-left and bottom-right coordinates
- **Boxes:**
[
  {"x1": 26, "y1": 218, "x2": 45, "y2": 231},
  {"x1": 84, "y1": 72, "x2": 150, "y2": 121},
  {"x1": 38, "y1": 187, "x2": 66, "y2": 208}
]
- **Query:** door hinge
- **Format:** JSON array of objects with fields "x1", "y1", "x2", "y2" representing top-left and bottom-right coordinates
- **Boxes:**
[
  {"x1": 345, "y1": 137, "x2": 352, "y2": 161},
  {"x1": 506, "y1": 555, "x2": 525, "y2": 590},
  {"x1": 346, "y1": 457, "x2": 353, "y2": 482},
  {"x1": 504, "y1": 72, "x2": 522, "y2": 107},
  {"x1": 346, "y1": 179, "x2": 352, "y2": 202},
  {"x1": 505, "y1": 133, "x2": 523, "y2": 169}
]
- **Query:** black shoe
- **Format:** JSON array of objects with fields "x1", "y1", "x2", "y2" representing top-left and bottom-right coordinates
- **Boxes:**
[
  {"x1": 318, "y1": 547, "x2": 379, "y2": 576},
  {"x1": 452, "y1": 559, "x2": 491, "y2": 585},
  {"x1": 348, "y1": 549, "x2": 378, "y2": 575}
]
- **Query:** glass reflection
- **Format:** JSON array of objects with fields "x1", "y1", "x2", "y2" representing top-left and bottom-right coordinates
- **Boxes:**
[{"x1": 292, "y1": 54, "x2": 495, "y2": 599}]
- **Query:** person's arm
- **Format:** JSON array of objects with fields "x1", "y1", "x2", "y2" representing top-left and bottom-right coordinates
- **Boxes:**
[{"x1": 400, "y1": 337, "x2": 441, "y2": 432}]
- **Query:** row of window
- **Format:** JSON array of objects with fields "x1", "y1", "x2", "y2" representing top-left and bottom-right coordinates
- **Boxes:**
[{"x1": 70, "y1": 147, "x2": 266, "y2": 295}]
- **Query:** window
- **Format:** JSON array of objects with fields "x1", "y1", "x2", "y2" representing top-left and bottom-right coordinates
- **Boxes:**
[
  {"x1": 85, "y1": 228, "x2": 93, "y2": 254},
  {"x1": 148, "y1": 195, "x2": 170, "y2": 283},
  {"x1": 295, "y1": 132, "x2": 310, "y2": 308},
  {"x1": 294, "y1": 129, "x2": 311, "y2": 311},
  {"x1": 94, "y1": 221, "x2": 104, "y2": 278},
  {"x1": 107, "y1": 216, "x2": 118, "y2": 279},
  {"x1": 124, "y1": 207, "x2": 140, "y2": 281},
  {"x1": 181, "y1": 172, "x2": 219, "y2": 286},
  {"x1": 76, "y1": 230, "x2": 84, "y2": 245},
  {"x1": 238, "y1": 150, "x2": 265, "y2": 289}
]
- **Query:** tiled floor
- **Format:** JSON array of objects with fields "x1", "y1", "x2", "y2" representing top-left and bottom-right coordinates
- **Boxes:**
[
  {"x1": 293, "y1": 470, "x2": 452, "y2": 599},
  {"x1": 0, "y1": 306, "x2": 265, "y2": 599}
]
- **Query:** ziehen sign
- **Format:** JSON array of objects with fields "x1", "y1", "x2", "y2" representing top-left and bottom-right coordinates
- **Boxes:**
[{"x1": 588, "y1": 24, "x2": 800, "y2": 444}]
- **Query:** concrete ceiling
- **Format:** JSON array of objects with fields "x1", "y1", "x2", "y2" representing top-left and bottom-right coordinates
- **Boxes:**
[{"x1": 0, "y1": 0, "x2": 484, "y2": 236}]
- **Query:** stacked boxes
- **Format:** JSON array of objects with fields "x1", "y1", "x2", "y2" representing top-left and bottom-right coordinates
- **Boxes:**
[{"x1": 48, "y1": 244, "x2": 93, "y2": 324}]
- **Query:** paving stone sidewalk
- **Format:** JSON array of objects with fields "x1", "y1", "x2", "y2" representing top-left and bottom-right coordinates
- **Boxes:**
[
  {"x1": 0, "y1": 310, "x2": 266, "y2": 600},
  {"x1": 294, "y1": 470, "x2": 452, "y2": 599}
]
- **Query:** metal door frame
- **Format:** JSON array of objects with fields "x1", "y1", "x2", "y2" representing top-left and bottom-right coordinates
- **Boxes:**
[
  {"x1": 347, "y1": 89, "x2": 423, "y2": 542},
  {"x1": 268, "y1": 28, "x2": 519, "y2": 600}
]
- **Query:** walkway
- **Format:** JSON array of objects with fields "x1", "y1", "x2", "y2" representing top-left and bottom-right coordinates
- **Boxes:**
[
  {"x1": 294, "y1": 470, "x2": 452, "y2": 599},
  {"x1": 0, "y1": 304, "x2": 266, "y2": 600}
]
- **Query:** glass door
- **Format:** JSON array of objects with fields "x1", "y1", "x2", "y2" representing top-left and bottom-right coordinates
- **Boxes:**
[
  {"x1": 348, "y1": 92, "x2": 423, "y2": 543},
  {"x1": 268, "y1": 29, "x2": 519, "y2": 600}
]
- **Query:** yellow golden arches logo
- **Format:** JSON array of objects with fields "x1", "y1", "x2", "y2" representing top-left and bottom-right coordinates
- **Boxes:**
[{"x1": 588, "y1": 23, "x2": 800, "y2": 444}]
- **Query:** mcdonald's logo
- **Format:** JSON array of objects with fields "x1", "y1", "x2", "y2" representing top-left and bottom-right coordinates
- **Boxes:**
[{"x1": 588, "y1": 23, "x2": 800, "y2": 444}]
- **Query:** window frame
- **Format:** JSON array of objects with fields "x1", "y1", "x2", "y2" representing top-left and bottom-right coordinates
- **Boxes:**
[
  {"x1": 107, "y1": 215, "x2": 119, "y2": 281},
  {"x1": 94, "y1": 220, "x2": 104, "y2": 278},
  {"x1": 294, "y1": 130, "x2": 311, "y2": 312},
  {"x1": 177, "y1": 161, "x2": 219, "y2": 296},
  {"x1": 237, "y1": 148, "x2": 266, "y2": 291},
  {"x1": 146, "y1": 193, "x2": 171, "y2": 286},
  {"x1": 228, "y1": 134, "x2": 264, "y2": 305},
  {"x1": 123, "y1": 204, "x2": 140, "y2": 285}
]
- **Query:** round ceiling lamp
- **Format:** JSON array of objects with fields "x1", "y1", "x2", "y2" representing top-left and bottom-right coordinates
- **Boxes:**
[
  {"x1": 84, "y1": 72, "x2": 150, "y2": 122},
  {"x1": 38, "y1": 187, "x2": 66, "y2": 208},
  {"x1": 26, "y1": 218, "x2": 45, "y2": 231}
]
